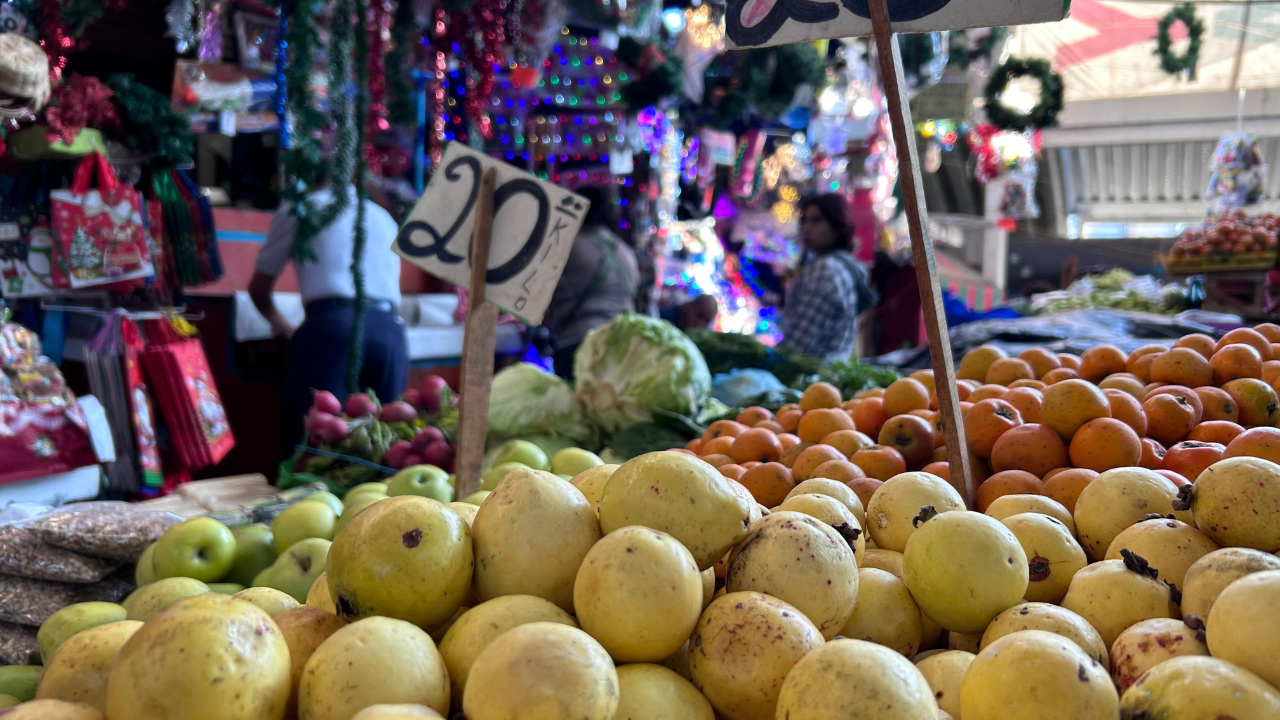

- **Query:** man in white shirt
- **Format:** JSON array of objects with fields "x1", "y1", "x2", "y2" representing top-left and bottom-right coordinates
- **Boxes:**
[{"x1": 249, "y1": 167, "x2": 407, "y2": 458}]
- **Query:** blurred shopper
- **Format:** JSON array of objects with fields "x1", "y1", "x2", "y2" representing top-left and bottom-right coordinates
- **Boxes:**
[
  {"x1": 544, "y1": 185, "x2": 640, "y2": 380},
  {"x1": 781, "y1": 193, "x2": 878, "y2": 361}
]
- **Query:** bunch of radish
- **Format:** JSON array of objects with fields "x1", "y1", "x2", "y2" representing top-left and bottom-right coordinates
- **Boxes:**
[{"x1": 303, "y1": 375, "x2": 457, "y2": 471}]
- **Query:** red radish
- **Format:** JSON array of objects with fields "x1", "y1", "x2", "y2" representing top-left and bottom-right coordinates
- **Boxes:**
[
  {"x1": 306, "y1": 411, "x2": 336, "y2": 434},
  {"x1": 380, "y1": 401, "x2": 418, "y2": 423},
  {"x1": 402, "y1": 453, "x2": 424, "y2": 468},
  {"x1": 317, "y1": 416, "x2": 350, "y2": 445},
  {"x1": 400, "y1": 388, "x2": 423, "y2": 410},
  {"x1": 383, "y1": 440, "x2": 413, "y2": 469},
  {"x1": 413, "y1": 426, "x2": 445, "y2": 450},
  {"x1": 422, "y1": 439, "x2": 454, "y2": 468},
  {"x1": 345, "y1": 393, "x2": 378, "y2": 418},
  {"x1": 420, "y1": 376, "x2": 450, "y2": 413},
  {"x1": 312, "y1": 390, "x2": 341, "y2": 415}
]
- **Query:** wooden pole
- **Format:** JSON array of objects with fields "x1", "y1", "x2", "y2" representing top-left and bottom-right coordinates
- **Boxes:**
[
  {"x1": 454, "y1": 168, "x2": 499, "y2": 498},
  {"x1": 869, "y1": 0, "x2": 975, "y2": 508}
]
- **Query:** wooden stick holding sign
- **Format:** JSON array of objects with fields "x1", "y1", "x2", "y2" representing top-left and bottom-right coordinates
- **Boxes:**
[
  {"x1": 393, "y1": 142, "x2": 591, "y2": 498},
  {"x1": 454, "y1": 168, "x2": 498, "y2": 497},
  {"x1": 867, "y1": 0, "x2": 973, "y2": 507}
]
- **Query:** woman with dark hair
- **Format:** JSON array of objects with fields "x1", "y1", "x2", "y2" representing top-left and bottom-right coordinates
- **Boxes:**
[
  {"x1": 780, "y1": 193, "x2": 878, "y2": 361},
  {"x1": 543, "y1": 184, "x2": 641, "y2": 380}
]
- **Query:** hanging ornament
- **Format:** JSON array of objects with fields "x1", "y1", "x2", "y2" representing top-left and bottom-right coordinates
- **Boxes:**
[
  {"x1": 923, "y1": 140, "x2": 942, "y2": 174},
  {"x1": 675, "y1": 3, "x2": 723, "y2": 103},
  {"x1": 429, "y1": 4, "x2": 447, "y2": 165},
  {"x1": 198, "y1": 1, "x2": 225, "y2": 62},
  {"x1": 730, "y1": 130, "x2": 767, "y2": 207},
  {"x1": 164, "y1": 0, "x2": 197, "y2": 53},
  {"x1": 983, "y1": 57, "x2": 1065, "y2": 131},
  {"x1": 1155, "y1": 3, "x2": 1203, "y2": 80}
]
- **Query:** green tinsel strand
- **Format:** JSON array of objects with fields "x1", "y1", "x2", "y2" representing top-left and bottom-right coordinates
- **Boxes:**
[
  {"x1": 281, "y1": 0, "x2": 327, "y2": 262},
  {"x1": 347, "y1": 0, "x2": 371, "y2": 393},
  {"x1": 60, "y1": 0, "x2": 105, "y2": 37},
  {"x1": 386, "y1": 0, "x2": 417, "y2": 125},
  {"x1": 106, "y1": 74, "x2": 195, "y2": 167}
]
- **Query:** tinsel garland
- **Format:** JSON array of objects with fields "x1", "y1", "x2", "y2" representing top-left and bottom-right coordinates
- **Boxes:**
[
  {"x1": 39, "y1": 0, "x2": 72, "y2": 81},
  {"x1": 428, "y1": 5, "x2": 447, "y2": 166},
  {"x1": 274, "y1": 5, "x2": 291, "y2": 149},
  {"x1": 106, "y1": 73, "x2": 195, "y2": 166},
  {"x1": 347, "y1": 0, "x2": 371, "y2": 392},
  {"x1": 45, "y1": 73, "x2": 117, "y2": 144},
  {"x1": 463, "y1": 0, "x2": 505, "y2": 141},
  {"x1": 1156, "y1": 3, "x2": 1203, "y2": 78},
  {"x1": 385, "y1": 0, "x2": 417, "y2": 124},
  {"x1": 365, "y1": 0, "x2": 389, "y2": 152},
  {"x1": 280, "y1": 0, "x2": 358, "y2": 262},
  {"x1": 729, "y1": 137, "x2": 765, "y2": 207}
]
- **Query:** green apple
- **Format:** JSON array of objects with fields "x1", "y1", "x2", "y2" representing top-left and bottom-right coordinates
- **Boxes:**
[
  {"x1": 447, "y1": 474, "x2": 457, "y2": 488},
  {"x1": 37, "y1": 601, "x2": 126, "y2": 663},
  {"x1": 302, "y1": 491, "x2": 344, "y2": 516},
  {"x1": 122, "y1": 577, "x2": 210, "y2": 621},
  {"x1": 0, "y1": 666, "x2": 42, "y2": 703},
  {"x1": 493, "y1": 440, "x2": 549, "y2": 470},
  {"x1": 557, "y1": 474, "x2": 574, "y2": 481},
  {"x1": 152, "y1": 517, "x2": 237, "y2": 582},
  {"x1": 0, "y1": 694, "x2": 17, "y2": 708},
  {"x1": 207, "y1": 582, "x2": 245, "y2": 594},
  {"x1": 252, "y1": 567, "x2": 274, "y2": 587},
  {"x1": 551, "y1": 447, "x2": 604, "y2": 477},
  {"x1": 387, "y1": 465, "x2": 453, "y2": 502},
  {"x1": 344, "y1": 482, "x2": 388, "y2": 502},
  {"x1": 225, "y1": 524, "x2": 278, "y2": 587},
  {"x1": 460, "y1": 490, "x2": 491, "y2": 506},
  {"x1": 272, "y1": 501, "x2": 338, "y2": 554},
  {"x1": 481, "y1": 461, "x2": 528, "y2": 491},
  {"x1": 135, "y1": 542, "x2": 158, "y2": 586},
  {"x1": 262, "y1": 537, "x2": 331, "y2": 602},
  {"x1": 336, "y1": 493, "x2": 387, "y2": 533}
]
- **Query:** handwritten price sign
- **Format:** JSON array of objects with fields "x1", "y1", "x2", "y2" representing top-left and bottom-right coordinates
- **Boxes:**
[
  {"x1": 725, "y1": 0, "x2": 1069, "y2": 49},
  {"x1": 393, "y1": 143, "x2": 590, "y2": 325}
]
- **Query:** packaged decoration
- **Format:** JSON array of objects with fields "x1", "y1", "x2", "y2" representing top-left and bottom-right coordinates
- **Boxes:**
[{"x1": 1207, "y1": 132, "x2": 1266, "y2": 213}]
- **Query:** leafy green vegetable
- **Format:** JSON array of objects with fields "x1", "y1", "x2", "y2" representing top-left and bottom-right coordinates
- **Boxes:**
[
  {"x1": 817, "y1": 360, "x2": 901, "y2": 398},
  {"x1": 686, "y1": 328, "x2": 823, "y2": 387},
  {"x1": 487, "y1": 363, "x2": 597, "y2": 447},
  {"x1": 575, "y1": 314, "x2": 712, "y2": 435},
  {"x1": 602, "y1": 423, "x2": 691, "y2": 462}
]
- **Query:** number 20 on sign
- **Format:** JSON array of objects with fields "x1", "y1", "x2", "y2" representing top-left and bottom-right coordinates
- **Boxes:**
[{"x1": 392, "y1": 143, "x2": 591, "y2": 325}]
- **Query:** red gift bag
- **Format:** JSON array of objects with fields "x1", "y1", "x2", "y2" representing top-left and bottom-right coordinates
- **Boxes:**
[
  {"x1": 120, "y1": 318, "x2": 162, "y2": 488},
  {"x1": 50, "y1": 153, "x2": 154, "y2": 289},
  {"x1": 141, "y1": 319, "x2": 234, "y2": 471}
]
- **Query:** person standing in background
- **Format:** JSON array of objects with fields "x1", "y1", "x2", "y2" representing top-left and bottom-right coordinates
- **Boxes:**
[
  {"x1": 781, "y1": 193, "x2": 878, "y2": 361},
  {"x1": 544, "y1": 185, "x2": 641, "y2": 381},
  {"x1": 249, "y1": 161, "x2": 408, "y2": 458},
  {"x1": 660, "y1": 294, "x2": 719, "y2": 331}
]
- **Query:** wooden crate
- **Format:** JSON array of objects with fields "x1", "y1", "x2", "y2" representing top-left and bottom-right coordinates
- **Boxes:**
[{"x1": 1162, "y1": 252, "x2": 1276, "y2": 275}]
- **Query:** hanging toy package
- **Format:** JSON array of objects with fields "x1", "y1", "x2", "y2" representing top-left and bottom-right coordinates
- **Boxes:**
[{"x1": 1206, "y1": 132, "x2": 1266, "y2": 213}]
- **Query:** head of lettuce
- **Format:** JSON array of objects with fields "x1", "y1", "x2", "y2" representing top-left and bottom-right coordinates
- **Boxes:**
[
  {"x1": 487, "y1": 363, "x2": 597, "y2": 448},
  {"x1": 574, "y1": 313, "x2": 712, "y2": 435}
]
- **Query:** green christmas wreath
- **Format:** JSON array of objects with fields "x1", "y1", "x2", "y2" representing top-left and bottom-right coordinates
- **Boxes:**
[
  {"x1": 983, "y1": 57, "x2": 1064, "y2": 131},
  {"x1": 949, "y1": 27, "x2": 1008, "y2": 70},
  {"x1": 1155, "y1": 3, "x2": 1204, "y2": 78}
]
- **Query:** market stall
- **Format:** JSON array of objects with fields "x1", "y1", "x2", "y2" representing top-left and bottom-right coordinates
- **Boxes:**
[{"x1": 5, "y1": 0, "x2": 1280, "y2": 718}]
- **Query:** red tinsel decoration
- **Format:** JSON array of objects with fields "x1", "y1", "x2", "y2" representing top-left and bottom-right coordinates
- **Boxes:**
[
  {"x1": 45, "y1": 73, "x2": 118, "y2": 145},
  {"x1": 365, "y1": 0, "x2": 390, "y2": 165},
  {"x1": 965, "y1": 123, "x2": 1043, "y2": 184},
  {"x1": 39, "y1": 0, "x2": 73, "y2": 82}
]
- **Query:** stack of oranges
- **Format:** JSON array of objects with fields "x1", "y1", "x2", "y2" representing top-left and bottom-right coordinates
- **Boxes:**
[{"x1": 677, "y1": 322, "x2": 1280, "y2": 515}]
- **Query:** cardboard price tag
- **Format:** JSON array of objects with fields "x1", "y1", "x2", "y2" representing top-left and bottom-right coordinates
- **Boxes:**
[
  {"x1": 393, "y1": 143, "x2": 590, "y2": 325},
  {"x1": 910, "y1": 80, "x2": 970, "y2": 122},
  {"x1": 724, "y1": 0, "x2": 1069, "y2": 49}
]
